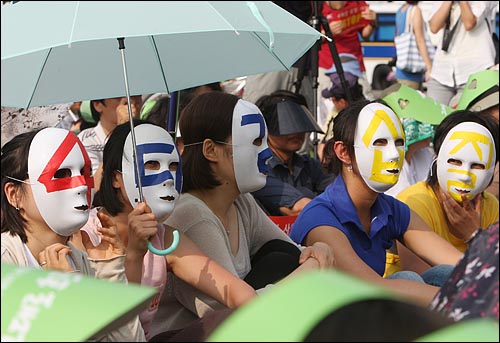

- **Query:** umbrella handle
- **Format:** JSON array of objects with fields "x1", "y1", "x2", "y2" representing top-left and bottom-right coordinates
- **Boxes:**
[{"x1": 147, "y1": 229, "x2": 180, "y2": 255}]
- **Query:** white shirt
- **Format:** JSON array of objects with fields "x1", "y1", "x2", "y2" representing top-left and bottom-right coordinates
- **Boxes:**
[
  {"x1": 429, "y1": 1, "x2": 496, "y2": 88},
  {"x1": 77, "y1": 121, "x2": 107, "y2": 175}
]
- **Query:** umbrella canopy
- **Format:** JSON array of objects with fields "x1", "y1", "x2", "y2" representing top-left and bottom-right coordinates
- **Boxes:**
[{"x1": 1, "y1": 1, "x2": 322, "y2": 108}]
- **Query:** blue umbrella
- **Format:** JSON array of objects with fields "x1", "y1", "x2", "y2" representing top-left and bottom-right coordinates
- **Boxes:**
[{"x1": 1, "y1": 1, "x2": 322, "y2": 254}]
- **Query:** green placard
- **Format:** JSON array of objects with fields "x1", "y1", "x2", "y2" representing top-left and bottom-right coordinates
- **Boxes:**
[
  {"x1": 382, "y1": 84, "x2": 454, "y2": 125},
  {"x1": 207, "y1": 270, "x2": 394, "y2": 342},
  {"x1": 1, "y1": 263, "x2": 155, "y2": 342}
]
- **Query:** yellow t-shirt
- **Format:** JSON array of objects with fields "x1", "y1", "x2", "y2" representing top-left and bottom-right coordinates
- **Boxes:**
[{"x1": 384, "y1": 181, "x2": 499, "y2": 276}]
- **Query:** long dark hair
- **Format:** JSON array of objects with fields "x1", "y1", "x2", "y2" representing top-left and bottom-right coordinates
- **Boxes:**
[
  {"x1": 1, "y1": 129, "x2": 42, "y2": 242},
  {"x1": 180, "y1": 92, "x2": 239, "y2": 192},
  {"x1": 96, "y1": 119, "x2": 150, "y2": 215}
]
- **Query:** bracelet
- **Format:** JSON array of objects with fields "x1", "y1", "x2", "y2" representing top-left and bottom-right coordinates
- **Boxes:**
[
  {"x1": 370, "y1": 21, "x2": 378, "y2": 29},
  {"x1": 464, "y1": 229, "x2": 480, "y2": 244}
]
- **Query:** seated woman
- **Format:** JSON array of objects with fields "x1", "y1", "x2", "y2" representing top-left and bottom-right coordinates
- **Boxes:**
[
  {"x1": 1, "y1": 127, "x2": 145, "y2": 341},
  {"x1": 391, "y1": 110, "x2": 499, "y2": 276},
  {"x1": 80, "y1": 120, "x2": 257, "y2": 341},
  {"x1": 160, "y1": 92, "x2": 334, "y2": 334},
  {"x1": 290, "y1": 100, "x2": 463, "y2": 306}
]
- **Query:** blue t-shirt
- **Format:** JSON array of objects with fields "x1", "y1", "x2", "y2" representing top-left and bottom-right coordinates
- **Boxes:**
[{"x1": 289, "y1": 174, "x2": 411, "y2": 275}]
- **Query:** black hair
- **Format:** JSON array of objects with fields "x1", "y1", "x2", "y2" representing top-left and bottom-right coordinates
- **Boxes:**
[
  {"x1": 90, "y1": 99, "x2": 105, "y2": 123},
  {"x1": 96, "y1": 119, "x2": 150, "y2": 215},
  {"x1": 1, "y1": 128, "x2": 43, "y2": 242},
  {"x1": 427, "y1": 110, "x2": 499, "y2": 187},
  {"x1": 180, "y1": 92, "x2": 239, "y2": 192},
  {"x1": 326, "y1": 99, "x2": 375, "y2": 176}
]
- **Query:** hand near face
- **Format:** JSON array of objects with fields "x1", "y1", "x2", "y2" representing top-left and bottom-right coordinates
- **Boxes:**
[
  {"x1": 115, "y1": 96, "x2": 142, "y2": 125},
  {"x1": 39, "y1": 243, "x2": 74, "y2": 272},
  {"x1": 116, "y1": 103, "x2": 139, "y2": 125},
  {"x1": 299, "y1": 241, "x2": 335, "y2": 268},
  {"x1": 82, "y1": 211, "x2": 125, "y2": 260},
  {"x1": 437, "y1": 188, "x2": 481, "y2": 240},
  {"x1": 127, "y1": 202, "x2": 158, "y2": 257}
]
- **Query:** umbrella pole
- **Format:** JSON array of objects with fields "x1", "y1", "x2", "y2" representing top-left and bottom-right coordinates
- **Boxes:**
[
  {"x1": 117, "y1": 38, "x2": 179, "y2": 256},
  {"x1": 118, "y1": 38, "x2": 144, "y2": 202}
]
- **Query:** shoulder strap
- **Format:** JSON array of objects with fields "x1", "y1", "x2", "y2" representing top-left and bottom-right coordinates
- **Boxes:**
[
  {"x1": 405, "y1": 5, "x2": 414, "y2": 33},
  {"x1": 485, "y1": 17, "x2": 492, "y2": 33}
]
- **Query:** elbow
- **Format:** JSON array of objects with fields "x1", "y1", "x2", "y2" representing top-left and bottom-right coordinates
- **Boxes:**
[
  {"x1": 231, "y1": 288, "x2": 257, "y2": 308},
  {"x1": 429, "y1": 25, "x2": 439, "y2": 34},
  {"x1": 463, "y1": 18, "x2": 477, "y2": 31}
]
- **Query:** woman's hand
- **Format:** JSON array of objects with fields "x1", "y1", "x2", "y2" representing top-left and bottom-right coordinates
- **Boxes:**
[
  {"x1": 82, "y1": 211, "x2": 125, "y2": 260},
  {"x1": 425, "y1": 69, "x2": 432, "y2": 82},
  {"x1": 299, "y1": 241, "x2": 335, "y2": 268},
  {"x1": 437, "y1": 189, "x2": 481, "y2": 240},
  {"x1": 127, "y1": 202, "x2": 158, "y2": 257},
  {"x1": 39, "y1": 243, "x2": 74, "y2": 272}
]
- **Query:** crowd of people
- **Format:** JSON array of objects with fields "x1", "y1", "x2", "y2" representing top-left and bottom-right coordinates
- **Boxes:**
[{"x1": 1, "y1": 1, "x2": 499, "y2": 341}]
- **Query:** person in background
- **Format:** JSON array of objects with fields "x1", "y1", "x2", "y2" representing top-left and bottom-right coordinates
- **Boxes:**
[
  {"x1": 427, "y1": 1, "x2": 497, "y2": 106},
  {"x1": 77, "y1": 95, "x2": 143, "y2": 177},
  {"x1": 318, "y1": 60, "x2": 366, "y2": 161},
  {"x1": 290, "y1": 100, "x2": 463, "y2": 306},
  {"x1": 1, "y1": 127, "x2": 145, "y2": 342},
  {"x1": 251, "y1": 90, "x2": 333, "y2": 216},
  {"x1": 385, "y1": 117, "x2": 434, "y2": 198},
  {"x1": 392, "y1": 110, "x2": 499, "y2": 277},
  {"x1": 394, "y1": 1, "x2": 434, "y2": 90},
  {"x1": 317, "y1": 1, "x2": 378, "y2": 130}
]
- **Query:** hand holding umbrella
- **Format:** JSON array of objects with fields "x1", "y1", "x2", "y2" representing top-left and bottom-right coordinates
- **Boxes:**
[{"x1": 119, "y1": 38, "x2": 179, "y2": 256}]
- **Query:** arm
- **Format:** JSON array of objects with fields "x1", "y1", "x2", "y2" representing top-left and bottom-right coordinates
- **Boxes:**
[
  {"x1": 125, "y1": 202, "x2": 159, "y2": 284},
  {"x1": 166, "y1": 229, "x2": 256, "y2": 309},
  {"x1": 304, "y1": 225, "x2": 440, "y2": 306},
  {"x1": 401, "y1": 209, "x2": 463, "y2": 267},
  {"x1": 396, "y1": 240, "x2": 431, "y2": 274},
  {"x1": 360, "y1": 6, "x2": 377, "y2": 39},
  {"x1": 429, "y1": 1, "x2": 453, "y2": 34},
  {"x1": 280, "y1": 197, "x2": 311, "y2": 216},
  {"x1": 252, "y1": 176, "x2": 311, "y2": 216},
  {"x1": 412, "y1": 6, "x2": 433, "y2": 77},
  {"x1": 82, "y1": 211, "x2": 128, "y2": 282},
  {"x1": 458, "y1": 1, "x2": 477, "y2": 31}
]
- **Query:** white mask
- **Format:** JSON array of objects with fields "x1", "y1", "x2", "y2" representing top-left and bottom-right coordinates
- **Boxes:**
[
  {"x1": 232, "y1": 99, "x2": 273, "y2": 193},
  {"x1": 122, "y1": 124, "x2": 181, "y2": 222},
  {"x1": 437, "y1": 122, "x2": 496, "y2": 202},
  {"x1": 28, "y1": 128, "x2": 94, "y2": 236},
  {"x1": 354, "y1": 103, "x2": 405, "y2": 193}
]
